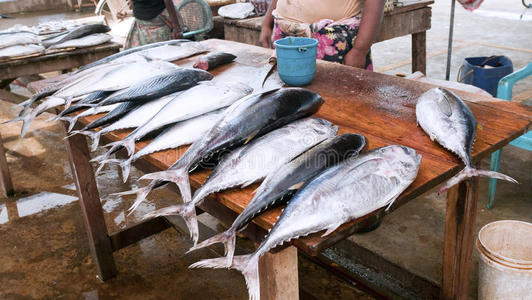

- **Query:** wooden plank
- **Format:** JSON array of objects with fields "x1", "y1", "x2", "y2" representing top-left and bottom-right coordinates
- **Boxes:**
[
  {"x1": 412, "y1": 31, "x2": 426, "y2": 74},
  {"x1": 109, "y1": 216, "x2": 170, "y2": 251},
  {"x1": 387, "y1": 0, "x2": 434, "y2": 15},
  {"x1": 0, "y1": 43, "x2": 121, "y2": 81},
  {"x1": 61, "y1": 119, "x2": 118, "y2": 281},
  {"x1": 0, "y1": 89, "x2": 27, "y2": 105},
  {"x1": 259, "y1": 246, "x2": 299, "y2": 300},
  {"x1": 0, "y1": 135, "x2": 14, "y2": 197},
  {"x1": 441, "y1": 177, "x2": 479, "y2": 300}
]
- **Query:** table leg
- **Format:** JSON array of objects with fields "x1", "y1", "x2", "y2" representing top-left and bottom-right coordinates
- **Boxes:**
[
  {"x1": 441, "y1": 177, "x2": 479, "y2": 300},
  {"x1": 61, "y1": 120, "x2": 118, "y2": 281},
  {"x1": 412, "y1": 31, "x2": 427, "y2": 74},
  {"x1": 259, "y1": 246, "x2": 299, "y2": 300},
  {"x1": 0, "y1": 134, "x2": 14, "y2": 197}
]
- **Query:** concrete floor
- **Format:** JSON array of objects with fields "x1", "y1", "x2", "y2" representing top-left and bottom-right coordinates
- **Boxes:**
[{"x1": 0, "y1": 1, "x2": 531, "y2": 299}]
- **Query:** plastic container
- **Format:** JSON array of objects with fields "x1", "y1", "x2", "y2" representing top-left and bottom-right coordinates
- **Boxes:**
[
  {"x1": 476, "y1": 220, "x2": 532, "y2": 300},
  {"x1": 458, "y1": 56, "x2": 513, "y2": 97},
  {"x1": 273, "y1": 37, "x2": 318, "y2": 86}
]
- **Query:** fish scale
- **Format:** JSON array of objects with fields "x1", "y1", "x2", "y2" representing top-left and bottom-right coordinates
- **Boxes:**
[{"x1": 141, "y1": 118, "x2": 338, "y2": 245}]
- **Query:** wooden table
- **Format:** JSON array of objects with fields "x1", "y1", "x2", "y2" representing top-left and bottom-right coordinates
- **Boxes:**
[
  {"x1": 214, "y1": 0, "x2": 433, "y2": 74},
  {"x1": 37, "y1": 39, "x2": 531, "y2": 299}
]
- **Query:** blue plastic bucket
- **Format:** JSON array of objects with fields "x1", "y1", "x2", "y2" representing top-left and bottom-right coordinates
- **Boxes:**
[
  {"x1": 274, "y1": 37, "x2": 318, "y2": 86},
  {"x1": 458, "y1": 56, "x2": 513, "y2": 97}
]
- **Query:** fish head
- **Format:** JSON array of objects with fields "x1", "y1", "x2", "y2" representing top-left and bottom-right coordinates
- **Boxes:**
[{"x1": 381, "y1": 145, "x2": 422, "y2": 182}]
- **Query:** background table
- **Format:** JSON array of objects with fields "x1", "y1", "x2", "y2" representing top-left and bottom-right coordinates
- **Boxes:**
[
  {"x1": 213, "y1": 0, "x2": 433, "y2": 73},
  {"x1": 34, "y1": 39, "x2": 531, "y2": 299}
]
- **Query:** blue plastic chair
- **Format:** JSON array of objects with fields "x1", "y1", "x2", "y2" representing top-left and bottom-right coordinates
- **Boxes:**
[{"x1": 487, "y1": 61, "x2": 532, "y2": 209}]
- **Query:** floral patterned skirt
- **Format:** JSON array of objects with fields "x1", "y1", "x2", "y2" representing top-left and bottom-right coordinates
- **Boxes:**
[
  {"x1": 272, "y1": 14, "x2": 373, "y2": 71},
  {"x1": 125, "y1": 10, "x2": 173, "y2": 49}
]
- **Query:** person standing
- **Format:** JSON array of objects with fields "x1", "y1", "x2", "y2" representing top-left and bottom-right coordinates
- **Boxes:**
[
  {"x1": 259, "y1": 0, "x2": 384, "y2": 70},
  {"x1": 125, "y1": 0, "x2": 183, "y2": 49}
]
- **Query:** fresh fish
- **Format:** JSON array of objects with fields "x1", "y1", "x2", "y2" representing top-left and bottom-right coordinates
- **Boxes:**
[
  {"x1": 47, "y1": 33, "x2": 112, "y2": 50},
  {"x1": 113, "y1": 87, "x2": 324, "y2": 216},
  {"x1": 0, "y1": 31, "x2": 39, "y2": 48},
  {"x1": 53, "y1": 61, "x2": 179, "y2": 100},
  {"x1": 97, "y1": 68, "x2": 213, "y2": 106},
  {"x1": 113, "y1": 42, "x2": 209, "y2": 64},
  {"x1": 70, "y1": 92, "x2": 178, "y2": 151},
  {"x1": 415, "y1": 88, "x2": 517, "y2": 194},
  {"x1": 96, "y1": 81, "x2": 252, "y2": 162},
  {"x1": 53, "y1": 91, "x2": 114, "y2": 120},
  {"x1": 142, "y1": 118, "x2": 338, "y2": 245},
  {"x1": 60, "y1": 103, "x2": 120, "y2": 132},
  {"x1": 100, "y1": 109, "x2": 224, "y2": 182},
  {"x1": 76, "y1": 39, "x2": 191, "y2": 72},
  {"x1": 42, "y1": 24, "x2": 110, "y2": 47},
  {"x1": 80, "y1": 101, "x2": 139, "y2": 132},
  {"x1": 190, "y1": 145, "x2": 422, "y2": 300},
  {"x1": 17, "y1": 62, "x2": 129, "y2": 117},
  {"x1": 0, "y1": 44, "x2": 44, "y2": 59},
  {"x1": 189, "y1": 133, "x2": 367, "y2": 263},
  {"x1": 193, "y1": 52, "x2": 236, "y2": 71}
]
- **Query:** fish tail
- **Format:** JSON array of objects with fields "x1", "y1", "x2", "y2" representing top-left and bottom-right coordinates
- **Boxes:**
[
  {"x1": 139, "y1": 168, "x2": 192, "y2": 202},
  {"x1": 190, "y1": 254, "x2": 260, "y2": 300},
  {"x1": 15, "y1": 98, "x2": 34, "y2": 117},
  {"x1": 188, "y1": 230, "x2": 237, "y2": 266},
  {"x1": 118, "y1": 157, "x2": 133, "y2": 183},
  {"x1": 64, "y1": 96, "x2": 74, "y2": 108},
  {"x1": 60, "y1": 115, "x2": 79, "y2": 132},
  {"x1": 88, "y1": 132, "x2": 101, "y2": 152},
  {"x1": 2, "y1": 116, "x2": 22, "y2": 125},
  {"x1": 20, "y1": 111, "x2": 37, "y2": 138},
  {"x1": 438, "y1": 166, "x2": 518, "y2": 195},
  {"x1": 112, "y1": 183, "x2": 156, "y2": 214},
  {"x1": 89, "y1": 152, "x2": 110, "y2": 163},
  {"x1": 142, "y1": 202, "x2": 199, "y2": 245},
  {"x1": 64, "y1": 130, "x2": 82, "y2": 139}
]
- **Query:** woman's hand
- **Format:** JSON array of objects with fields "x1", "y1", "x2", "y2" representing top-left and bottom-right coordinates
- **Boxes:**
[
  {"x1": 344, "y1": 48, "x2": 367, "y2": 69},
  {"x1": 259, "y1": 25, "x2": 273, "y2": 48}
]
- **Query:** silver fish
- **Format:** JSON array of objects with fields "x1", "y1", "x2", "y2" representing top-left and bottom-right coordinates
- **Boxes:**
[
  {"x1": 47, "y1": 33, "x2": 112, "y2": 50},
  {"x1": 141, "y1": 118, "x2": 338, "y2": 245},
  {"x1": 189, "y1": 133, "x2": 367, "y2": 264},
  {"x1": 416, "y1": 88, "x2": 517, "y2": 194},
  {"x1": 96, "y1": 81, "x2": 252, "y2": 162},
  {"x1": 53, "y1": 61, "x2": 179, "y2": 101},
  {"x1": 70, "y1": 92, "x2": 178, "y2": 151},
  {"x1": 112, "y1": 88, "x2": 324, "y2": 214},
  {"x1": 101, "y1": 109, "x2": 224, "y2": 182},
  {"x1": 190, "y1": 145, "x2": 422, "y2": 300},
  {"x1": 113, "y1": 42, "x2": 209, "y2": 64},
  {"x1": 0, "y1": 32, "x2": 39, "y2": 48},
  {"x1": 60, "y1": 103, "x2": 120, "y2": 132},
  {"x1": 8, "y1": 97, "x2": 68, "y2": 138},
  {"x1": 0, "y1": 44, "x2": 44, "y2": 59}
]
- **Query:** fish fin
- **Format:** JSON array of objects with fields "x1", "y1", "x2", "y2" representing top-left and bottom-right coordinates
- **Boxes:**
[
  {"x1": 118, "y1": 157, "x2": 133, "y2": 183},
  {"x1": 288, "y1": 181, "x2": 305, "y2": 190},
  {"x1": 142, "y1": 202, "x2": 199, "y2": 244},
  {"x1": 438, "y1": 166, "x2": 518, "y2": 195},
  {"x1": 20, "y1": 111, "x2": 37, "y2": 139},
  {"x1": 139, "y1": 168, "x2": 192, "y2": 203},
  {"x1": 94, "y1": 158, "x2": 122, "y2": 176},
  {"x1": 187, "y1": 230, "x2": 237, "y2": 266},
  {"x1": 113, "y1": 182, "x2": 159, "y2": 214},
  {"x1": 61, "y1": 115, "x2": 79, "y2": 132},
  {"x1": 244, "y1": 130, "x2": 260, "y2": 145},
  {"x1": 64, "y1": 96, "x2": 73, "y2": 109},
  {"x1": 89, "y1": 132, "x2": 102, "y2": 152},
  {"x1": 191, "y1": 254, "x2": 260, "y2": 300},
  {"x1": 322, "y1": 223, "x2": 341, "y2": 237}
]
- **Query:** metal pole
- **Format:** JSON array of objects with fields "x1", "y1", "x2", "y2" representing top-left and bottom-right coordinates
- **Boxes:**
[{"x1": 445, "y1": 0, "x2": 456, "y2": 80}]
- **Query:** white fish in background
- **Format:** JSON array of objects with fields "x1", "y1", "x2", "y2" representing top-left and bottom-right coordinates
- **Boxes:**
[
  {"x1": 415, "y1": 87, "x2": 517, "y2": 194},
  {"x1": 141, "y1": 118, "x2": 338, "y2": 245},
  {"x1": 47, "y1": 33, "x2": 112, "y2": 50},
  {"x1": 0, "y1": 44, "x2": 44, "y2": 59},
  {"x1": 0, "y1": 32, "x2": 40, "y2": 48},
  {"x1": 191, "y1": 145, "x2": 422, "y2": 300}
]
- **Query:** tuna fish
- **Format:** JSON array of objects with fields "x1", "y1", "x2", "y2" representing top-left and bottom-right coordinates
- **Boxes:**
[
  {"x1": 97, "y1": 68, "x2": 213, "y2": 106},
  {"x1": 94, "y1": 81, "x2": 252, "y2": 163},
  {"x1": 189, "y1": 133, "x2": 367, "y2": 264},
  {"x1": 69, "y1": 92, "x2": 178, "y2": 151},
  {"x1": 76, "y1": 39, "x2": 191, "y2": 72},
  {"x1": 53, "y1": 91, "x2": 114, "y2": 121},
  {"x1": 190, "y1": 145, "x2": 422, "y2": 300},
  {"x1": 42, "y1": 24, "x2": 110, "y2": 47},
  {"x1": 193, "y1": 52, "x2": 236, "y2": 71},
  {"x1": 100, "y1": 109, "x2": 224, "y2": 182},
  {"x1": 113, "y1": 87, "x2": 324, "y2": 213},
  {"x1": 80, "y1": 101, "x2": 140, "y2": 132},
  {"x1": 415, "y1": 88, "x2": 517, "y2": 194},
  {"x1": 141, "y1": 118, "x2": 338, "y2": 245},
  {"x1": 47, "y1": 33, "x2": 112, "y2": 50}
]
